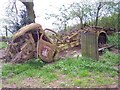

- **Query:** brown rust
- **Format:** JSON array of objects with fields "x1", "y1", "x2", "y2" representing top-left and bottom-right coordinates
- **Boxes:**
[{"x1": 4, "y1": 23, "x2": 107, "y2": 63}]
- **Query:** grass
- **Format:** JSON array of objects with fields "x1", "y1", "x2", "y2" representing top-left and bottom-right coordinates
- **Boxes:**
[
  {"x1": 0, "y1": 42, "x2": 8, "y2": 49},
  {"x1": 107, "y1": 33, "x2": 120, "y2": 49},
  {"x1": 2, "y1": 51, "x2": 119, "y2": 88},
  {"x1": 100, "y1": 50, "x2": 120, "y2": 66}
]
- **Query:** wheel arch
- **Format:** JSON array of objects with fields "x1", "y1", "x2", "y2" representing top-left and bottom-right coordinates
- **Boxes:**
[{"x1": 97, "y1": 31, "x2": 107, "y2": 47}]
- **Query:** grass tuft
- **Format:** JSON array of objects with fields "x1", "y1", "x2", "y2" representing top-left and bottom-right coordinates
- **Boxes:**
[
  {"x1": 108, "y1": 33, "x2": 120, "y2": 49},
  {"x1": 0, "y1": 42, "x2": 7, "y2": 49}
]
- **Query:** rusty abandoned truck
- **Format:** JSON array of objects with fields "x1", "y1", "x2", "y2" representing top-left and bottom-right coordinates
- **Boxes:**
[{"x1": 4, "y1": 23, "x2": 107, "y2": 63}]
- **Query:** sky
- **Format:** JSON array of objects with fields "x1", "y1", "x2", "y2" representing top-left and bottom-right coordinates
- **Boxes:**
[
  {"x1": 0, "y1": 0, "x2": 87, "y2": 36},
  {"x1": 0, "y1": 0, "x2": 80, "y2": 33},
  {"x1": 34, "y1": 0, "x2": 89, "y2": 29},
  {"x1": 0, "y1": 0, "x2": 99, "y2": 27},
  {"x1": 0, "y1": 0, "x2": 119, "y2": 36}
]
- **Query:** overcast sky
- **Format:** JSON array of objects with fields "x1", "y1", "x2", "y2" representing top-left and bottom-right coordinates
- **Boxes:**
[
  {"x1": 34, "y1": 0, "x2": 92, "y2": 29},
  {"x1": 0, "y1": 0, "x2": 91, "y2": 36},
  {"x1": 0, "y1": 0, "x2": 118, "y2": 36},
  {"x1": 0, "y1": 0, "x2": 85, "y2": 27}
]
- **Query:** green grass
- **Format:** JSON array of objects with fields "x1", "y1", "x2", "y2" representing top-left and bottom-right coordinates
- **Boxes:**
[
  {"x1": 100, "y1": 50, "x2": 120, "y2": 66},
  {"x1": 0, "y1": 42, "x2": 8, "y2": 49},
  {"x1": 2, "y1": 51, "x2": 119, "y2": 88},
  {"x1": 107, "y1": 33, "x2": 120, "y2": 48}
]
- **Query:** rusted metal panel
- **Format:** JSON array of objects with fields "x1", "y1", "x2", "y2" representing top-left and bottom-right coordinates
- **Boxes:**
[
  {"x1": 38, "y1": 34, "x2": 57, "y2": 63},
  {"x1": 4, "y1": 23, "x2": 108, "y2": 63}
]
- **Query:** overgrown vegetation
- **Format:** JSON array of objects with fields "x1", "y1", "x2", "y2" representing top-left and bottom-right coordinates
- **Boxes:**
[
  {"x1": 99, "y1": 14, "x2": 118, "y2": 31},
  {"x1": 46, "y1": 2, "x2": 118, "y2": 31},
  {"x1": 107, "y1": 33, "x2": 120, "y2": 48},
  {"x1": 0, "y1": 42, "x2": 7, "y2": 49},
  {"x1": 2, "y1": 51, "x2": 119, "y2": 88}
]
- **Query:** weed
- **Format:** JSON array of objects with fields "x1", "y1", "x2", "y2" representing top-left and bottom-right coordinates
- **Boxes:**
[
  {"x1": 73, "y1": 79, "x2": 82, "y2": 86},
  {"x1": 78, "y1": 70, "x2": 90, "y2": 77},
  {"x1": 60, "y1": 82, "x2": 66, "y2": 87},
  {"x1": 36, "y1": 69, "x2": 58, "y2": 83},
  {"x1": 108, "y1": 33, "x2": 120, "y2": 48},
  {"x1": 0, "y1": 42, "x2": 7, "y2": 49},
  {"x1": 100, "y1": 50, "x2": 120, "y2": 66}
]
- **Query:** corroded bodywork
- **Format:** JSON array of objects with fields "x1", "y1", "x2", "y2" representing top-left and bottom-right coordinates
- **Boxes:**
[
  {"x1": 5, "y1": 23, "x2": 57, "y2": 63},
  {"x1": 5, "y1": 23, "x2": 107, "y2": 63}
]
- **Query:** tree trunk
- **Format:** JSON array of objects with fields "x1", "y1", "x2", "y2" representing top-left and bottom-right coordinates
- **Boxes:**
[
  {"x1": 64, "y1": 23, "x2": 67, "y2": 31},
  {"x1": 20, "y1": 1, "x2": 36, "y2": 23},
  {"x1": 95, "y1": 2, "x2": 102, "y2": 26},
  {"x1": 95, "y1": 9, "x2": 99, "y2": 26},
  {"x1": 80, "y1": 18, "x2": 83, "y2": 29},
  {"x1": 5, "y1": 26, "x2": 8, "y2": 37}
]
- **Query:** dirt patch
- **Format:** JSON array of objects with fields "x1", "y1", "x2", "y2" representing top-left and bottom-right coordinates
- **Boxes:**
[
  {"x1": 2, "y1": 83, "x2": 17, "y2": 88},
  {"x1": 20, "y1": 77, "x2": 43, "y2": 88},
  {"x1": 59, "y1": 45, "x2": 81, "y2": 59},
  {"x1": 46, "y1": 74, "x2": 70, "y2": 88},
  {"x1": 58, "y1": 45, "x2": 119, "y2": 59},
  {"x1": 98, "y1": 84, "x2": 118, "y2": 88},
  {"x1": 3, "y1": 77, "x2": 44, "y2": 88},
  {"x1": 109, "y1": 47, "x2": 120, "y2": 54}
]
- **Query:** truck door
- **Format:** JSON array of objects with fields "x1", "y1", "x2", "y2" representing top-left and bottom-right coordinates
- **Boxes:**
[{"x1": 37, "y1": 34, "x2": 56, "y2": 62}]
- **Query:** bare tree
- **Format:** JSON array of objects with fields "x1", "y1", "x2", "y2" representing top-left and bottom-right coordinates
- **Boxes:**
[
  {"x1": 7, "y1": 0, "x2": 35, "y2": 23},
  {"x1": 2, "y1": 0, "x2": 35, "y2": 34},
  {"x1": 20, "y1": 0, "x2": 36, "y2": 22},
  {"x1": 46, "y1": 5, "x2": 71, "y2": 31},
  {"x1": 95, "y1": 2, "x2": 105, "y2": 26},
  {"x1": 69, "y1": 2, "x2": 90, "y2": 29}
]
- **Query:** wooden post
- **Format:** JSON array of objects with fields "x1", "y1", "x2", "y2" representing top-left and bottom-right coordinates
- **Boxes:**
[
  {"x1": 81, "y1": 31, "x2": 99, "y2": 60},
  {"x1": 5, "y1": 26, "x2": 8, "y2": 42}
]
